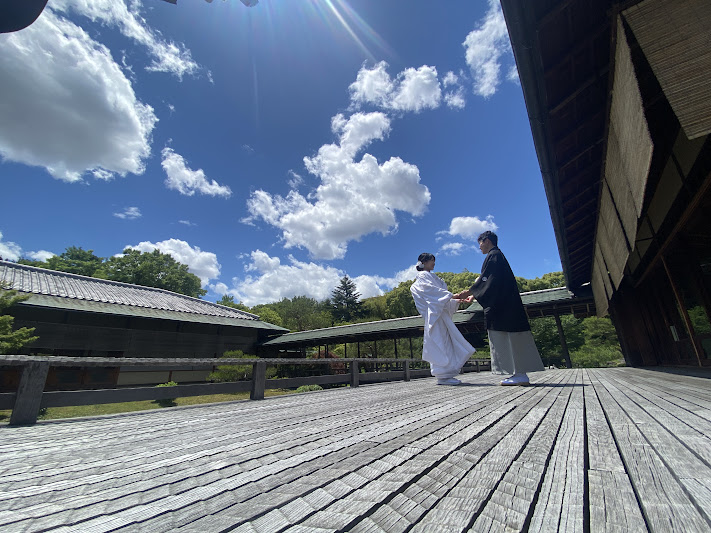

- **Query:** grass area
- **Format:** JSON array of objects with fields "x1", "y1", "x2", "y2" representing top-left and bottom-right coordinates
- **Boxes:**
[{"x1": 0, "y1": 388, "x2": 296, "y2": 423}]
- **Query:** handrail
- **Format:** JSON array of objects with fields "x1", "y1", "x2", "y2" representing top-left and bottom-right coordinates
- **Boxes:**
[{"x1": 0, "y1": 355, "x2": 491, "y2": 426}]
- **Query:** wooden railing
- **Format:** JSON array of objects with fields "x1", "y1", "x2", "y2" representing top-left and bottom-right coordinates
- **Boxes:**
[{"x1": 0, "y1": 355, "x2": 491, "y2": 426}]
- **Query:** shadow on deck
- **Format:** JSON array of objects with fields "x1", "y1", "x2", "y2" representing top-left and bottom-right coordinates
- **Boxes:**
[{"x1": 1, "y1": 367, "x2": 710, "y2": 532}]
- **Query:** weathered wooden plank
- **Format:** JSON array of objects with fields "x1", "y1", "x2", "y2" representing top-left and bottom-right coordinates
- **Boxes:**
[
  {"x1": 470, "y1": 370, "x2": 576, "y2": 532},
  {"x1": 590, "y1": 369, "x2": 711, "y2": 532},
  {"x1": 2, "y1": 368, "x2": 710, "y2": 532},
  {"x1": 583, "y1": 369, "x2": 647, "y2": 532}
]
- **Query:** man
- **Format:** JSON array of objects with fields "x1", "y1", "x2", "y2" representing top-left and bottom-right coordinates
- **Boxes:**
[{"x1": 454, "y1": 231, "x2": 544, "y2": 386}]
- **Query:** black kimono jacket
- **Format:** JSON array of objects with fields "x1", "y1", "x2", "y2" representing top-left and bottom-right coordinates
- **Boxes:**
[{"x1": 469, "y1": 246, "x2": 530, "y2": 332}]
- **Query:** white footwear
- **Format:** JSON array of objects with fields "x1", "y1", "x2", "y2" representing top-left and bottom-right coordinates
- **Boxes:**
[
  {"x1": 500, "y1": 374, "x2": 530, "y2": 386},
  {"x1": 437, "y1": 377, "x2": 462, "y2": 385}
]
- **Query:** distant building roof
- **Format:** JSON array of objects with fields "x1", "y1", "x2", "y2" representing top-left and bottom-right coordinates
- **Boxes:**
[
  {"x1": 261, "y1": 286, "x2": 594, "y2": 348},
  {"x1": 0, "y1": 260, "x2": 286, "y2": 331}
]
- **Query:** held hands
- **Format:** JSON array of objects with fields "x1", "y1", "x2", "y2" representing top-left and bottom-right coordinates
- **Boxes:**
[{"x1": 452, "y1": 290, "x2": 474, "y2": 302}]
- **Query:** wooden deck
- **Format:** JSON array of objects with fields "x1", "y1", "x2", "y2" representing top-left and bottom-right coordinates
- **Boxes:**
[{"x1": 1, "y1": 367, "x2": 710, "y2": 532}]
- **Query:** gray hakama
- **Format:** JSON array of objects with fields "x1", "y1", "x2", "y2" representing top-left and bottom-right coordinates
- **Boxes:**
[{"x1": 488, "y1": 330, "x2": 545, "y2": 375}]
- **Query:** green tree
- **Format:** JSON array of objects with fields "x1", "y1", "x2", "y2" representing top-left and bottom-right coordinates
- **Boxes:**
[
  {"x1": 19, "y1": 246, "x2": 104, "y2": 277},
  {"x1": 0, "y1": 285, "x2": 39, "y2": 354},
  {"x1": 362, "y1": 295, "x2": 388, "y2": 320},
  {"x1": 439, "y1": 271, "x2": 479, "y2": 295},
  {"x1": 581, "y1": 316, "x2": 622, "y2": 348},
  {"x1": 216, "y1": 295, "x2": 251, "y2": 312},
  {"x1": 101, "y1": 248, "x2": 206, "y2": 298},
  {"x1": 253, "y1": 307, "x2": 284, "y2": 328},
  {"x1": 530, "y1": 315, "x2": 584, "y2": 366},
  {"x1": 517, "y1": 271, "x2": 565, "y2": 292},
  {"x1": 273, "y1": 296, "x2": 331, "y2": 332},
  {"x1": 385, "y1": 280, "x2": 417, "y2": 318},
  {"x1": 331, "y1": 276, "x2": 364, "y2": 323}
]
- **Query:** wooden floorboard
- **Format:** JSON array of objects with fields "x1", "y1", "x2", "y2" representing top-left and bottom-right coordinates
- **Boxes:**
[{"x1": 1, "y1": 367, "x2": 710, "y2": 532}]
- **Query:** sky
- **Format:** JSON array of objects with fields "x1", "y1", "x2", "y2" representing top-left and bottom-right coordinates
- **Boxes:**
[{"x1": 0, "y1": 0, "x2": 561, "y2": 307}]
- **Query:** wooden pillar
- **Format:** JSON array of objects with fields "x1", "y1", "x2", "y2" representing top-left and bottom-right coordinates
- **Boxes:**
[
  {"x1": 404, "y1": 360, "x2": 411, "y2": 382},
  {"x1": 350, "y1": 360, "x2": 359, "y2": 388},
  {"x1": 344, "y1": 342, "x2": 347, "y2": 358},
  {"x1": 409, "y1": 337, "x2": 413, "y2": 358},
  {"x1": 10, "y1": 361, "x2": 50, "y2": 426},
  {"x1": 250, "y1": 361, "x2": 267, "y2": 400},
  {"x1": 662, "y1": 256, "x2": 704, "y2": 367},
  {"x1": 394, "y1": 338, "x2": 398, "y2": 358},
  {"x1": 553, "y1": 310, "x2": 573, "y2": 369},
  {"x1": 357, "y1": 342, "x2": 361, "y2": 357}
]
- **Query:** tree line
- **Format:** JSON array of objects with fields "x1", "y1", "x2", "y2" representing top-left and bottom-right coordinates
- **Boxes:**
[{"x1": 4, "y1": 245, "x2": 623, "y2": 367}]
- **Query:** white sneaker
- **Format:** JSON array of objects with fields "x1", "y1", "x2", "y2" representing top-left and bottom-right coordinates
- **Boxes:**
[
  {"x1": 437, "y1": 377, "x2": 462, "y2": 385},
  {"x1": 500, "y1": 374, "x2": 530, "y2": 386}
]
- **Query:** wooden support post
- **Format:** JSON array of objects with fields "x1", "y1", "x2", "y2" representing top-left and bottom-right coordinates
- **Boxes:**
[
  {"x1": 10, "y1": 361, "x2": 50, "y2": 426},
  {"x1": 350, "y1": 360, "x2": 359, "y2": 388},
  {"x1": 553, "y1": 310, "x2": 573, "y2": 368},
  {"x1": 409, "y1": 337, "x2": 413, "y2": 358},
  {"x1": 394, "y1": 338, "x2": 398, "y2": 358},
  {"x1": 404, "y1": 360, "x2": 411, "y2": 382},
  {"x1": 250, "y1": 361, "x2": 267, "y2": 400},
  {"x1": 476, "y1": 360, "x2": 480, "y2": 372}
]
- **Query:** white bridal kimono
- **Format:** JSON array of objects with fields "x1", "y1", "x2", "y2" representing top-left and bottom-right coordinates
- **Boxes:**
[{"x1": 410, "y1": 271, "x2": 476, "y2": 379}]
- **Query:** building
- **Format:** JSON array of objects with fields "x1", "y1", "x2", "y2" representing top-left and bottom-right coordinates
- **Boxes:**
[
  {"x1": 501, "y1": 0, "x2": 711, "y2": 366},
  {"x1": 0, "y1": 260, "x2": 286, "y2": 389}
]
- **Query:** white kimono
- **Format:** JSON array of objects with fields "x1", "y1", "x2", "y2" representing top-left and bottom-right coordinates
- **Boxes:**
[{"x1": 410, "y1": 271, "x2": 476, "y2": 378}]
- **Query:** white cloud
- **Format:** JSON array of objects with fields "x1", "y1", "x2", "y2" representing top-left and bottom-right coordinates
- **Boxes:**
[
  {"x1": 244, "y1": 112, "x2": 431, "y2": 260},
  {"x1": 126, "y1": 238, "x2": 221, "y2": 286},
  {"x1": 463, "y1": 0, "x2": 513, "y2": 97},
  {"x1": 179, "y1": 220, "x2": 197, "y2": 226},
  {"x1": 349, "y1": 61, "x2": 442, "y2": 113},
  {"x1": 26, "y1": 250, "x2": 56, "y2": 262},
  {"x1": 213, "y1": 250, "x2": 417, "y2": 306},
  {"x1": 242, "y1": 144, "x2": 255, "y2": 154},
  {"x1": 441, "y1": 71, "x2": 466, "y2": 109},
  {"x1": 0, "y1": 10, "x2": 158, "y2": 183},
  {"x1": 507, "y1": 64, "x2": 520, "y2": 84},
  {"x1": 0, "y1": 231, "x2": 54, "y2": 262},
  {"x1": 0, "y1": 232, "x2": 23, "y2": 261},
  {"x1": 161, "y1": 147, "x2": 232, "y2": 198},
  {"x1": 287, "y1": 170, "x2": 304, "y2": 189},
  {"x1": 50, "y1": 0, "x2": 199, "y2": 79},
  {"x1": 440, "y1": 215, "x2": 498, "y2": 240},
  {"x1": 439, "y1": 242, "x2": 466, "y2": 256},
  {"x1": 113, "y1": 206, "x2": 142, "y2": 219}
]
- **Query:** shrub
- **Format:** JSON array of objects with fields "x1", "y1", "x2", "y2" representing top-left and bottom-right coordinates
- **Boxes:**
[
  {"x1": 155, "y1": 381, "x2": 178, "y2": 407},
  {"x1": 570, "y1": 346, "x2": 625, "y2": 368},
  {"x1": 296, "y1": 384, "x2": 323, "y2": 393}
]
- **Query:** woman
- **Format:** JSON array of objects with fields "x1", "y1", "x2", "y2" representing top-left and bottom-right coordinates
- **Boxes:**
[{"x1": 410, "y1": 253, "x2": 476, "y2": 385}]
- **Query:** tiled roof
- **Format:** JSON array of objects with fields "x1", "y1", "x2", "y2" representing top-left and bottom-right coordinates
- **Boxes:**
[
  {"x1": 464, "y1": 286, "x2": 578, "y2": 312},
  {"x1": 0, "y1": 260, "x2": 279, "y2": 327}
]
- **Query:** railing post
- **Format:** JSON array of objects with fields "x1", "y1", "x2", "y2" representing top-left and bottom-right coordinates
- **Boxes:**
[
  {"x1": 350, "y1": 360, "x2": 359, "y2": 388},
  {"x1": 250, "y1": 361, "x2": 266, "y2": 400},
  {"x1": 10, "y1": 361, "x2": 50, "y2": 426},
  {"x1": 476, "y1": 360, "x2": 480, "y2": 372},
  {"x1": 404, "y1": 360, "x2": 411, "y2": 382}
]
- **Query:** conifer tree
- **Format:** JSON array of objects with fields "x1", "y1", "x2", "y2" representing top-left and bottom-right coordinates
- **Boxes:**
[
  {"x1": 331, "y1": 276, "x2": 363, "y2": 322},
  {"x1": 0, "y1": 285, "x2": 38, "y2": 354}
]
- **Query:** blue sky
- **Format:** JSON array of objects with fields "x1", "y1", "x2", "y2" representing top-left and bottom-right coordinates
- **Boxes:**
[{"x1": 0, "y1": 0, "x2": 561, "y2": 306}]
